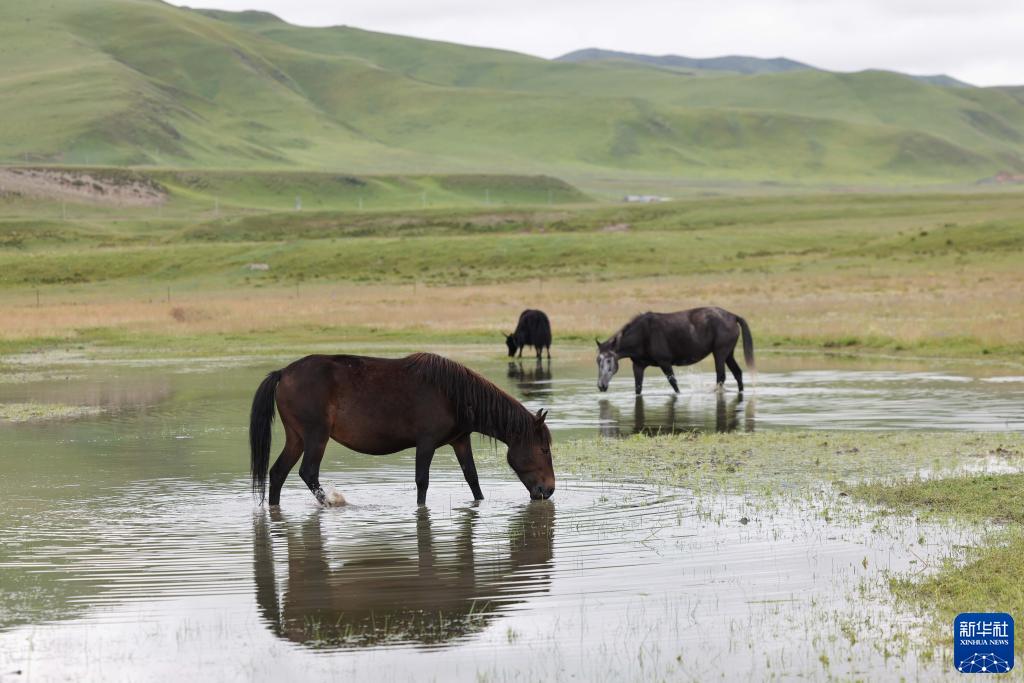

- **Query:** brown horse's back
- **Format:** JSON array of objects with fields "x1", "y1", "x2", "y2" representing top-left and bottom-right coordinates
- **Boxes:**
[{"x1": 276, "y1": 355, "x2": 458, "y2": 455}]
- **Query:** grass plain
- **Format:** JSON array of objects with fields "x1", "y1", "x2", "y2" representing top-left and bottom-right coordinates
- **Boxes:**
[{"x1": 1, "y1": 182, "x2": 1022, "y2": 361}]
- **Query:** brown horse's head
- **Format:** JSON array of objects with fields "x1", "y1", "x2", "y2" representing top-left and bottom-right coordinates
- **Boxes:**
[{"x1": 507, "y1": 409, "x2": 555, "y2": 500}]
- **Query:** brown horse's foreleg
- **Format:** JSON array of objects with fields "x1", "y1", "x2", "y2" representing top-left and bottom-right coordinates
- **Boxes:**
[
  {"x1": 725, "y1": 352, "x2": 744, "y2": 393},
  {"x1": 633, "y1": 362, "x2": 646, "y2": 395},
  {"x1": 452, "y1": 434, "x2": 484, "y2": 501},
  {"x1": 415, "y1": 444, "x2": 436, "y2": 505},
  {"x1": 658, "y1": 363, "x2": 679, "y2": 393},
  {"x1": 268, "y1": 426, "x2": 303, "y2": 506},
  {"x1": 298, "y1": 429, "x2": 331, "y2": 505}
]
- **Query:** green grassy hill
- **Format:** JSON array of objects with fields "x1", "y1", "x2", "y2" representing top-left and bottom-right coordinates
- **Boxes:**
[{"x1": 2, "y1": 0, "x2": 1024, "y2": 185}]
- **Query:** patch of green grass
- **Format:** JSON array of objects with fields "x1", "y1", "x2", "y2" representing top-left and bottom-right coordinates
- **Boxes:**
[{"x1": 855, "y1": 473, "x2": 1024, "y2": 524}]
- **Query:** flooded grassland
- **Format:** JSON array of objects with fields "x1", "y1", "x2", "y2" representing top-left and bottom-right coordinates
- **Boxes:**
[{"x1": 1, "y1": 347, "x2": 1022, "y2": 681}]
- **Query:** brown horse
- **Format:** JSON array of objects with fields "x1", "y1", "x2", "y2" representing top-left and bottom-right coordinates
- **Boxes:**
[{"x1": 249, "y1": 352, "x2": 555, "y2": 507}]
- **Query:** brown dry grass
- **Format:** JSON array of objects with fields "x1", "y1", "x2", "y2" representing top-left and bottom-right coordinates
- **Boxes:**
[{"x1": 3, "y1": 263, "x2": 1021, "y2": 353}]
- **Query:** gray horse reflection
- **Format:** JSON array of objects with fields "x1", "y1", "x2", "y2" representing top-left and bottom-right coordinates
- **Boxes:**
[
  {"x1": 599, "y1": 394, "x2": 754, "y2": 436},
  {"x1": 254, "y1": 502, "x2": 555, "y2": 649}
]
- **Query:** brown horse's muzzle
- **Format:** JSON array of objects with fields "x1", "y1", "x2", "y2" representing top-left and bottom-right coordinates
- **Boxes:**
[{"x1": 530, "y1": 481, "x2": 555, "y2": 500}]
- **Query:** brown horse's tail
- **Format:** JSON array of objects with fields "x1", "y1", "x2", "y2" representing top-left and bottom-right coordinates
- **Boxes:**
[
  {"x1": 736, "y1": 315, "x2": 755, "y2": 373},
  {"x1": 249, "y1": 370, "x2": 282, "y2": 504}
]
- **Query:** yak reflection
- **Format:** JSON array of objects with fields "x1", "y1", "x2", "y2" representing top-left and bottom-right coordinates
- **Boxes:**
[
  {"x1": 506, "y1": 360, "x2": 553, "y2": 399},
  {"x1": 598, "y1": 394, "x2": 754, "y2": 436},
  {"x1": 254, "y1": 502, "x2": 555, "y2": 649}
]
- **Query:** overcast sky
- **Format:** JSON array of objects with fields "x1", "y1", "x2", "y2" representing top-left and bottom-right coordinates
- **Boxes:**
[{"x1": 170, "y1": 0, "x2": 1022, "y2": 86}]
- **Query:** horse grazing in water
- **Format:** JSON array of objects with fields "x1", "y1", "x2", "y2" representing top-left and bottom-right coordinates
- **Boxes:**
[
  {"x1": 249, "y1": 353, "x2": 555, "y2": 507},
  {"x1": 505, "y1": 309, "x2": 552, "y2": 359},
  {"x1": 596, "y1": 307, "x2": 754, "y2": 395}
]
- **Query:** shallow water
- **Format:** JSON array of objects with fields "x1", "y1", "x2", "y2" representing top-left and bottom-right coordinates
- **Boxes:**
[
  {"x1": 2, "y1": 346, "x2": 1021, "y2": 436},
  {"x1": 0, "y1": 346, "x2": 1021, "y2": 680},
  {"x1": 0, "y1": 468, "x2": 977, "y2": 681}
]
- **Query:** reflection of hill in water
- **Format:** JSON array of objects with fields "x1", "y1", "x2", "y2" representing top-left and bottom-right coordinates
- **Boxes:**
[
  {"x1": 254, "y1": 503, "x2": 555, "y2": 649},
  {"x1": 506, "y1": 360, "x2": 553, "y2": 399},
  {"x1": 599, "y1": 395, "x2": 755, "y2": 436}
]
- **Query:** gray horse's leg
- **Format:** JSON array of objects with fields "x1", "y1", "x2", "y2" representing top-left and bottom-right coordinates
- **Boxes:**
[
  {"x1": 726, "y1": 352, "x2": 744, "y2": 392},
  {"x1": 659, "y1": 363, "x2": 679, "y2": 393},
  {"x1": 633, "y1": 362, "x2": 647, "y2": 395},
  {"x1": 712, "y1": 351, "x2": 727, "y2": 392}
]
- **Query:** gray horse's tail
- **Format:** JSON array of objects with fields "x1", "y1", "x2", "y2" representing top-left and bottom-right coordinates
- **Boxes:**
[{"x1": 736, "y1": 315, "x2": 755, "y2": 373}]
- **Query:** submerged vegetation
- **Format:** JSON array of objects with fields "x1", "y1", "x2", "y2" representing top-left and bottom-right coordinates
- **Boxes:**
[
  {"x1": 0, "y1": 401, "x2": 103, "y2": 423},
  {"x1": 553, "y1": 431, "x2": 1024, "y2": 659},
  {"x1": 854, "y1": 473, "x2": 1024, "y2": 653},
  {"x1": 555, "y1": 431, "x2": 1024, "y2": 499}
]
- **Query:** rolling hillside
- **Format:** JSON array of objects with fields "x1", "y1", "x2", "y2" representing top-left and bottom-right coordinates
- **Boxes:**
[{"x1": 2, "y1": 0, "x2": 1023, "y2": 185}]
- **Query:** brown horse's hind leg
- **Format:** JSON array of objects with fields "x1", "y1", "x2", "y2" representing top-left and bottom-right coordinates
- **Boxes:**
[
  {"x1": 726, "y1": 353, "x2": 744, "y2": 392},
  {"x1": 452, "y1": 434, "x2": 484, "y2": 501},
  {"x1": 298, "y1": 429, "x2": 331, "y2": 506},
  {"x1": 268, "y1": 425, "x2": 303, "y2": 506}
]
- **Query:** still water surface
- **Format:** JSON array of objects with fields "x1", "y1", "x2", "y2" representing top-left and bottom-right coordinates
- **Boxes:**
[{"x1": 1, "y1": 347, "x2": 1021, "y2": 680}]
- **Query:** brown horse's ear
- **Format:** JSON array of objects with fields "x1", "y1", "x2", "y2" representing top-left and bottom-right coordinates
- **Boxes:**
[{"x1": 534, "y1": 408, "x2": 548, "y2": 423}]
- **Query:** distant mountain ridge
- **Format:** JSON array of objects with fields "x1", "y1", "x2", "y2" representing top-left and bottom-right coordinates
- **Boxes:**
[
  {"x1": 556, "y1": 48, "x2": 973, "y2": 88},
  {"x1": 0, "y1": 1, "x2": 1020, "y2": 185},
  {"x1": 557, "y1": 48, "x2": 814, "y2": 75}
]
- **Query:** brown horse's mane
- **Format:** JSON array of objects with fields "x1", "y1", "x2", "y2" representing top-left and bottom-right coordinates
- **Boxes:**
[{"x1": 403, "y1": 353, "x2": 546, "y2": 445}]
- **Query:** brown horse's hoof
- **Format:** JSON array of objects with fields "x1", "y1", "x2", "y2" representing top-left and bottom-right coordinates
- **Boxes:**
[{"x1": 322, "y1": 488, "x2": 347, "y2": 507}]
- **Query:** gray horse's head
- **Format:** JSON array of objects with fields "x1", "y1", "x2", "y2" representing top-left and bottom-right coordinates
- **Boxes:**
[{"x1": 595, "y1": 338, "x2": 619, "y2": 392}]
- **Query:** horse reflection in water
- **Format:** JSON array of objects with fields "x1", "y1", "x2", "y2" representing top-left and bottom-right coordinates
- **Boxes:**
[
  {"x1": 599, "y1": 394, "x2": 755, "y2": 436},
  {"x1": 507, "y1": 359, "x2": 553, "y2": 399},
  {"x1": 253, "y1": 502, "x2": 555, "y2": 649}
]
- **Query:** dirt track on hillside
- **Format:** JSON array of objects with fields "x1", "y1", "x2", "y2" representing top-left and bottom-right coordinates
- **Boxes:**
[{"x1": 0, "y1": 168, "x2": 166, "y2": 206}]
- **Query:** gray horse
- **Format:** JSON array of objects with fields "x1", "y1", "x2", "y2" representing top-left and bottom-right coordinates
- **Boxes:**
[{"x1": 596, "y1": 307, "x2": 754, "y2": 394}]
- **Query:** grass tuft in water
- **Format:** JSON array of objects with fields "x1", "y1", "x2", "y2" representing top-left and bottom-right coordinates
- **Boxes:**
[{"x1": 853, "y1": 473, "x2": 1024, "y2": 654}]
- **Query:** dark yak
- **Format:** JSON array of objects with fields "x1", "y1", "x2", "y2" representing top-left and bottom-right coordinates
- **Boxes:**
[
  {"x1": 596, "y1": 307, "x2": 754, "y2": 395},
  {"x1": 505, "y1": 309, "x2": 552, "y2": 359},
  {"x1": 249, "y1": 352, "x2": 555, "y2": 507}
]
